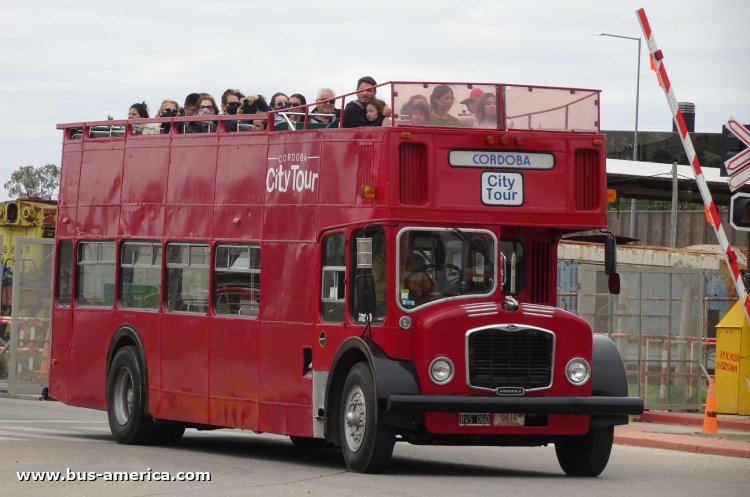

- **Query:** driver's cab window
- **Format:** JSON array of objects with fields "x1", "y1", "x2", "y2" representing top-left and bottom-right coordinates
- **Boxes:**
[
  {"x1": 320, "y1": 233, "x2": 345, "y2": 322},
  {"x1": 399, "y1": 228, "x2": 495, "y2": 310}
]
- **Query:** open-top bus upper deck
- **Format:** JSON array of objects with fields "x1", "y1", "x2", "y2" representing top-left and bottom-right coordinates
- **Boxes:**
[{"x1": 56, "y1": 81, "x2": 606, "y2": 239}]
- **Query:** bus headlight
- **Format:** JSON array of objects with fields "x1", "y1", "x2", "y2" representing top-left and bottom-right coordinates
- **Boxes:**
[
  {"x1": 565, "y1": 358, "x2": 591, "y2": 386},
  {"x1": 429, "y1": 357, "x2": 454, "y2": 385}
]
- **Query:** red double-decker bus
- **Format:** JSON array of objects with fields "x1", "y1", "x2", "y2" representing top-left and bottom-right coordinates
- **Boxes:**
[{"x1": 49, "y1": 81, "x2": 642, "y2": 475}]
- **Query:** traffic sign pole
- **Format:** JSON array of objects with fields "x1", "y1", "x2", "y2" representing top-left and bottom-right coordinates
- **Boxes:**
[{"x1": 636, "y1": 8, "x2": 750, "y2": 325}]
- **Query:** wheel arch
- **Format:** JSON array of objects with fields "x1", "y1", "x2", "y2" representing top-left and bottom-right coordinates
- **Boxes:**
[
  {"x1": 105, "y1": 325, "x2": 148, "y2": 408},
  {"x1": 324, "y1": 337, "x2": 421, "y2": 444},
  {"x1": 590, "y1": 334, "x2": 630, "y2": 428}
]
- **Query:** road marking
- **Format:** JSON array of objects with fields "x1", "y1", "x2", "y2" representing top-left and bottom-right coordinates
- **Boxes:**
[{"x1": 0, "y1": 428, "x2": 108, "y2": 443}]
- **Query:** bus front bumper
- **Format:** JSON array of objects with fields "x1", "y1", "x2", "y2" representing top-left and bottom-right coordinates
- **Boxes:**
[{"x1": 387, "y1": 394, "x2": 644, "y2": 416}]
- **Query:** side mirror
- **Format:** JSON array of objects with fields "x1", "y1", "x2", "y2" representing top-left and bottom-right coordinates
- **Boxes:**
[
  {"x1": 355, "y1": 274, "x2": 376, "y2": 316},
  {"x1": 608, "y1": 272, "x2": 621, "y2": 295},
  {"x1": 602, "y1": 230, "x2": 621, "y2": 295}
]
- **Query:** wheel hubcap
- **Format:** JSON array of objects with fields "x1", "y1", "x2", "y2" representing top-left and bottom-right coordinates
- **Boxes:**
[
  {"x1": 344, "y1": 385, "x2": 366, "y2": 452},
  {"x1": 113, "y1": 368, "x2": 134, "y2": 426}
]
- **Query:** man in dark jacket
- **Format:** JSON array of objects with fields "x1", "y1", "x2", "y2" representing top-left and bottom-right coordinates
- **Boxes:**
[{"x1": 343, "y1": 76, "x2": 382, "y2": 127}]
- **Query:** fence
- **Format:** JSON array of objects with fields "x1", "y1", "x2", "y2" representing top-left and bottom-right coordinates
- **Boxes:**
[
  {"x1": 6, "y1": 237, "x2": 54, "y2": 397},
  {"x1": 565, "y1": 261, "x2": 733, "y2": 411}
]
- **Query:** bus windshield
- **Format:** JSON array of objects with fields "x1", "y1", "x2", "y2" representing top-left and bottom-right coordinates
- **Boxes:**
[{"x1": 398, "y1": 228, "x2": 496, "y2": 310}]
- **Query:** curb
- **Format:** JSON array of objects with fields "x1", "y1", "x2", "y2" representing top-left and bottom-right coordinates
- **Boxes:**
[
  {"x1": 614, "y1": 425, "x2": 750, "y2": 458},
  {"x1": 638, "y1": 411, "x2": 750, "y2": 432}
]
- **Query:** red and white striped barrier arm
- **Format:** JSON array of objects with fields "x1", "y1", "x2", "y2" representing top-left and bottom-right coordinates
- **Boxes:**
[{"x1": 636, "y1": 8, "x2": 750, "y2": 324}]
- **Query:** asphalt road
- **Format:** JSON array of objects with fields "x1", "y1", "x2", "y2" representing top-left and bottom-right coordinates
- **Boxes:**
[{"x1": 0, "y1": 396, "x2": 746, "y2": 497}]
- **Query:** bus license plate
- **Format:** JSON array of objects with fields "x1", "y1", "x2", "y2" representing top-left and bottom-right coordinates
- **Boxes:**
[
  {"x1": 493, "y1": 413, "x2": 525, "y2": 426},
  {"x1": 459, "y1": 413, "x2": 490, "y2": 426}
]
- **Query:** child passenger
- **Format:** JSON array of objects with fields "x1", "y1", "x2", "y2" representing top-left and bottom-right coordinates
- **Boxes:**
[{"x1": 365, "y1": 98, "x2": 391, "y2": 126}]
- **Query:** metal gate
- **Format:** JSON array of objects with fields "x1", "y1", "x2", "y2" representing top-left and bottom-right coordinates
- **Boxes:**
[
  {"x1": 6, "y1": 237, "x2": 54, "y2": 397},
  {"x1": 576, "y1": 264, "x2": 704, "y2": 411}
]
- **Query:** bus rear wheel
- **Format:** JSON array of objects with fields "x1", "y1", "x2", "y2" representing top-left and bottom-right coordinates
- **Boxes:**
[
  {"x1": 339, "y1": 363, "x2": 395, "y2": 473},
  {"x1": 554, "y1": 426, "x2": 614, "y2": 477},
  {"x1": 106, "y1": 346, "x2": 156, "y2": 444}
]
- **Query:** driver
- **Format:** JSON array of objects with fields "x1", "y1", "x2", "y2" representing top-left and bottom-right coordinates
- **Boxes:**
[{"x1": 403, "y1": 253, "x2": 434, "y2": 302}]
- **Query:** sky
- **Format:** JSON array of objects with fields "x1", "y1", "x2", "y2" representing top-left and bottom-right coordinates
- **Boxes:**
[{"x1": 1, "y1": 0, "x2": 748, "y2": 200}]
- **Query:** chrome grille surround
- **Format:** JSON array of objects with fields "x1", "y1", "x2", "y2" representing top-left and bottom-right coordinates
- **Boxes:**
[{"x1": 465, "y1": 324, "x2": 555, "y2": 394}]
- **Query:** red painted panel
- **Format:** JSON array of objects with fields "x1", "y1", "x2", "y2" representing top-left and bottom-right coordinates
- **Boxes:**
[
  {"x1": 122, "y1": 145, "x2": 169, "y2": 204},
  {"x1": 259, "y1": 242, "x2": 316, "y2": 321},
  {"x1": 75, "y1": 206, "x2": 121, "y2": 237},
  {"x1": 168, "y1": 141, "x2": 217, "y2": 205},
  {"x1": 258, "y1": 325, "x2": 312, "y2": 437},
  {"x1": 258, "y1": 321, "x2": 312, "y2": 407},
  {"x1": 69, "y1": 310, "x2": 113, "y2": 410},
  {"x1": 163, "y1": 205, "x2": 212, "y2": 240},
  {"x1": 211, "y1": 205, "x2": 263, "y2": 241},
  {"x1": 48, "y1": 307, "x2": 72, "y2": 403},
  {"x1": 215, "y1": 143, "x2": 267, "y2": 205},
  {"x1": 55, "y1": 206, "x2": 76, "y2": 238},
  {"x1": 159, "y1": 314, "x2": 208, "y2": 423},
  {"x1": 262, "y1": 205, "x2": 316, "y2": 242},
  {"x1": 59, "y1": 149, "x2": 82, "y2": 207},
  {"x1": 79, "y1": 147, "x2": 124, "y2": 206},
  {"x1": 119, "y1": 204, "x2": 165, "y2": 238},
  {"x1": 208, "y1": 317, "x2": 260, "y2": 429},
  {"x1": 316, "y1": 140, "x2": 359, "y2": 204}
]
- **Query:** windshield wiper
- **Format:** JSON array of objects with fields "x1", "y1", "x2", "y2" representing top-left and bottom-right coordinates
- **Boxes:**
[{"x1": 452, "y1": 228, "x2": 495, "y2": 274}]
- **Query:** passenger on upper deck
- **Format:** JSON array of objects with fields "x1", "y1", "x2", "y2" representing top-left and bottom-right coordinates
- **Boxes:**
[
  {"x1": 309, "y1": 88, "x2": 340, "y2": 125},
  {"x1": 182, "y1": 93, "x2": 201, "y2": 117},
  {"x1": 221, "y1": 89, "x2": 247, "y2": 132},
  {"x1": 460, "y1": 88, "x2": 484, "y2": 115},
  {"x1": 408, "y1": 102, "x2": 430, "y2": 126},
  {"x1": 288, "y1": 93, "x2": 307, "y2": 123},
  {"x1": 128, "y1": 102, "x2": 160, "y2": 135},
  {"x1": 187, "y1": 93, "x2": 219, "y2": 133},
  {"x1": 473, "y1": 92, "x2": 498, "y2": 129},
  {"x1": 342, "y1": 76, "x2": 391, "y2": 128},
  {"x1": 239, "y1": 93, "x2": 270, "y2": 114},
  {"x1": 399, "y1": 94, "x2": 429, "y2": 118},
  {"x1": 365, "y1": 98, "x2": 390, "y2": 127},
  {"x1": 428, "y1": 85, "x2": 464, "y2": 127},
  {"x1": 156, "y1": 99, "x2": 179, "y2": 134}
]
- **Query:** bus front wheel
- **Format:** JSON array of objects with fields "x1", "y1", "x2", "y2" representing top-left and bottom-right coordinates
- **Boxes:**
[
  {"x1": 106, "y1": 346, "x2": 155, "y2": 444},
  {"x1": 339, "y1": 363, "x2": 395, "y2": 473},
  {"x1": 554, "y1": 426, "x2": 614, "y2": 477}
]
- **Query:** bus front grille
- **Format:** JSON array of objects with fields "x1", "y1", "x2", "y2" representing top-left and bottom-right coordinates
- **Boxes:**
[{"x1": 467, "y1": 326, "x2": 554, "y2": 391}]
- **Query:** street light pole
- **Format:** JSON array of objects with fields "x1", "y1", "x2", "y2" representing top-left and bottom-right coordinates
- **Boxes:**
[{"x1": 599, "y1": 33, "x2": 642, "y2": 238}]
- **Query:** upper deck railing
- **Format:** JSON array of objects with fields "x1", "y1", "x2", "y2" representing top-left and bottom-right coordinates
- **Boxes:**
[{"x1": 57, "y1": 81, "x2": 601, "y2": 140}]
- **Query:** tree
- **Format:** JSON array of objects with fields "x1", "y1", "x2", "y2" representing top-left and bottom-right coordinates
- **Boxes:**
[{"x1": 4, "y1": 164, "x2": 60, "y2": 200}]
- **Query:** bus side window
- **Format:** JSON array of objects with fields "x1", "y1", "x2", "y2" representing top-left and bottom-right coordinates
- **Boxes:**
[
  {"x1": 76, "y1": 241, "x2": 116, "y2": 307},
  {"x1": 320, "y1": 233, "x2": 345, "y2": 323},
  {"x1": 165, "y1": 243, "x2": 209, "y2": 314},
  {"x1": 120, "y1": 242, "x2": 161, "y2": 310},
  {"x1": 56, "y1": 240, "x2": 73, "y2": 306},
  {"x1": 214, "y1": 244, "x2": 260, "y2": 318}
]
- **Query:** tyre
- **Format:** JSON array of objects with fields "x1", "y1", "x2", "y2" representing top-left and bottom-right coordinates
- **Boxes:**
[
  {"x1": 106, "y1": 346, "x2": 156, "y2": 444},
  {"x1": 339, "y1": 363, "x2": 395, "y2": 473},
  {"x1": 554, "y1": 426, "x2": 614, "y2": 477}
]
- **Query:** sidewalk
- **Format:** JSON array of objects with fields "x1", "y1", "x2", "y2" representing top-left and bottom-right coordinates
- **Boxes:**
[{"x1": 614, "y1": 411, "x2": 750, "y2": 458}]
